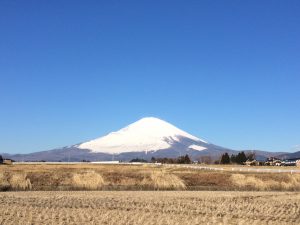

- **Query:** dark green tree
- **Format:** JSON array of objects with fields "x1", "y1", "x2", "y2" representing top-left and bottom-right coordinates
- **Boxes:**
[
  {"x1": 177, "y1": 154, "x2": 191, "y2": 164},
  {"x1": 184, "y1": 154, "x2": 191, "y2": 164},
  {"x1": 236, "y1": 151, "x2": 247, "y2": 164},
  {"x1": 230, "y1": 154, "x2": 236, "y2": 164},
  {"x1": 130, "y1": 158, "x2": 148, "y2": 163},
  {"x1": 220, "y1": 153, "x2": 230, "y2": 164}
]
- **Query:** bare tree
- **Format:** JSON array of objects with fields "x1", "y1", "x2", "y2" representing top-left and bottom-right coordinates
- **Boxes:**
[{"x1": 199, "y1": 155, "x2": 212, "y2": 164}]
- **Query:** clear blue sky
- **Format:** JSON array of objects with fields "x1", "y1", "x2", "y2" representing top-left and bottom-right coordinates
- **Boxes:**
[{"x1": 0, "y1": 0, "x2": 299, "y2": 154}]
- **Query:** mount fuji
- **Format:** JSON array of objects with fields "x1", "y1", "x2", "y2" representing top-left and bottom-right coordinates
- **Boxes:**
[
  {"x1": 76, "y1": 117, "x2": 209, "y2": 154},
  {"x1": 3, "y1": 117, "x2": 283, "y2": 162}
]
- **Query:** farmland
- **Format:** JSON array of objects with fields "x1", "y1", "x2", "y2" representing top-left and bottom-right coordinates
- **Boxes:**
[
  {"x1": 0, "y1": 191, "x2": 300, "y2": 225},
  {"x1": 1, "y1": 164, "x2": 300, "y2": 224},
  {"x1": 1, "y1": 163, "x2": 300, "y2": 191}
]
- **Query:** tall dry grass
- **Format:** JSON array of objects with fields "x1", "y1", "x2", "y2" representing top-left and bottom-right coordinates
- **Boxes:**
[
  {"x1": 0, "y1": 173, "x2": 10, "y2": 191},
  {"x1": 2, "y1": 164, "x2": 300, "y2": 191},
  {"x1": 280, "y1": 175, "x2": 300, "y2": 190},
  {"x1": 9, "y1": 173, "x2": 32, "y2": 190},
  {"x1": 230, "y1": 174, "x2": 300, "y2": 191},
  {"x1": 72, "y1": 170, "x2": 105, "y2": 190},
  {"x1": 142, "y1": 170, "x2": 186, "y2": 190}
]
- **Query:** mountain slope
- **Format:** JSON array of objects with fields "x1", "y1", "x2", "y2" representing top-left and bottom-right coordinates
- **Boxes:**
[
  {"x1": 2, "y1": 117, "x2": 287, "y2": 162},
  {"x1": 278, "y1": 151, "x2": 300, "y2": 160}
]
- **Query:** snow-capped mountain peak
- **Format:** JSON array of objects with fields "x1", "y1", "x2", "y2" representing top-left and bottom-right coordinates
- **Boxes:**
[{"x1": 77, "y1": 117, "x2": 207, "y2": 154}]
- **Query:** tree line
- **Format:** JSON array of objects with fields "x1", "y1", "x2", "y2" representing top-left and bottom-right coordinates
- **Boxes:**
[
  {"x1": 130, "y1": 155, "x2": 192, "y2": 164},
  {"x1": 151, "y1": 155, "x2": 192, "y2": 164},
  {"x1": 130, "y1": 152, "x2": 255, "y2": 165},
  {"x1": 219, "y1": 151, "x2": 255, "y2": 165}
]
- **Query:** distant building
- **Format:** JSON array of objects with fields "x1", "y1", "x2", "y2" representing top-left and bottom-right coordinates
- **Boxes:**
[
  {"x1": 280, "y1": 158, "x2": 300, "y2": 167},
  {"x1": 3, "y1": 159, "x2": 12, "y2": 165},
  {"x1": 265, "y1": 157, "x2": 282, "y2": 166},
  {"x1": 90, "y1": 161, "x2": 120, "y2": 164},
  {"x1": 245, "y1": 159, "x2": 259, "y2": 166},
  {"x1": 281, "y1": 160, "x2": 296, "y2": 166}
]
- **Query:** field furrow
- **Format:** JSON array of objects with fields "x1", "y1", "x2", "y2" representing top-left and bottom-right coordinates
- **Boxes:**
[{"x1": 0, "y1": 191, "x2": 299, "y2": 225}]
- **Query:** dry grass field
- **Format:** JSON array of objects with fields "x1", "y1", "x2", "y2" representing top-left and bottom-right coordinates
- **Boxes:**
[
  {"x1": 1, "y1": 164, "x2": 300, "y2": 224},
  {"x1": 1, "y1": 163, "x2": 300, "y2": 191},
  {"x1": 0, "y1": 191, "x2": 299, "y2": 225}
]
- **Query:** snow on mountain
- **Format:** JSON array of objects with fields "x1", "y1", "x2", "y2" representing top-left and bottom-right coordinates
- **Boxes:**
[
  {"x1": 188, "y1": 145, "x2": 207, "y2": 151},
  {"x1": 77, "y1": 117, "x2": 207, "y2": 154}
]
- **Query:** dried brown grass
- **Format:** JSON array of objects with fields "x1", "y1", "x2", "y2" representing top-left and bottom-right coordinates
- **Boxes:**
[
  {"x1": 0, "y1": 173, "x2": 10, "y2": 191},
  {"x1": 9, "y1": 173, "x2": 32, "y2": 190},
  {"x1": 2, "y1": 164, "x2": 300, "y2": 191},
  {"x1": 72, "y1": 171, "x2": 105, "y2": 190},
  {"x1": 230, "y1": 174, "x2": 300, "y2": 191},
  {"x1": 142, "y1": 170, "x2": 186, "y2": 190}
]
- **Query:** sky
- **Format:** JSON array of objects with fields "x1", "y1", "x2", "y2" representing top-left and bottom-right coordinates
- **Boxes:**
[{"x1": 0, "y1": 0, "x2": 299, "y2": 154}]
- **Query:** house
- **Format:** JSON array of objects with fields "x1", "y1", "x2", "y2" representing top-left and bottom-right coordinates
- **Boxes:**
[
  {"x1": 3, "y1": 159, "x2": 12, "y2": 165},
  {"x1": 281, "y1": 158, "x2": 300, "y2": 167},
  {"x1": 245, "y1": 159, "x2": 259, "y2": 166},
  {"x1": 265, "y1": 157, "x2": 282, "y2": 166},
  {"x1": 281, "y1": 160, "x2": 296, "y2": 166},
  {"x1": 0, "y1": 155, "x2": 13, "y2": 165}
]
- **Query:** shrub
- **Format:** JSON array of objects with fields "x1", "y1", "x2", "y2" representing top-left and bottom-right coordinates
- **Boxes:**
[
  {"x1": 142, "y1": 170, "x2": 186, "y2": 190},
  {"x1": 0, "y1": 173, "x2": 10, "y2": 191},
  {"x1": 9, "y1": 173, "x2": 32, "y2": 190},
  {"x1": 72, "y1": 171, "x2": 105, "y2": 190},
  {"x1": 230, "y1": 174, "x2": 300, "y2": 191}
]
